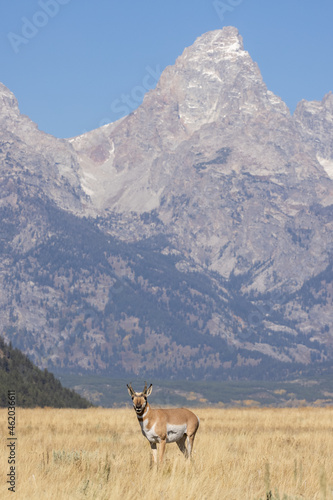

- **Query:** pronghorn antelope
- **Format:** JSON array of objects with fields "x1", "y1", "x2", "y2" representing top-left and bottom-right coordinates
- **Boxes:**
[{"x1": 127, "y1": 382, "x2": 199, "y2": 464}]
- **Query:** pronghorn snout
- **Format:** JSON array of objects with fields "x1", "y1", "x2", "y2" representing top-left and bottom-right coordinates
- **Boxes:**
[{"x1": 132, "y1": 394, "x2": 147, "y2": 413}]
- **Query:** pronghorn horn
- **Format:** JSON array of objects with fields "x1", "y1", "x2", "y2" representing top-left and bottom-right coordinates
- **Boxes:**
[
  {"x1": 143, "y1": 381, "x2": 148, "y2": 394},
  {"x1": 127, "y1": 383, "x2": 135, "y2": 396}
]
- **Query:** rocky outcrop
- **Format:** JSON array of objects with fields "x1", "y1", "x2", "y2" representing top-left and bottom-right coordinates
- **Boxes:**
[{"x1": 294, "y1": 92, "x2": 333, "y2": 178}]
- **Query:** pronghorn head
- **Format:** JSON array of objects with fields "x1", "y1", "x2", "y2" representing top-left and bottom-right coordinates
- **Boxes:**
[{"x1": 127, "y1": 381, "x2": 153, "y2": 415}]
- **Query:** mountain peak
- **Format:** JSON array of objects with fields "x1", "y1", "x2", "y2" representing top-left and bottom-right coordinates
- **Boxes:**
[
  {"x1": 151, "y1": 26, "x2": 286, "y2": 136},
  {"x1": 0, "y1": 82, "x2": 15, "y2": 99},
  {"x1": 0, "y1": 82, "x2": 19, "y2": 119},
  {"x1": 71, "y1": 27, "x2": 292, "y2": 211},
  {"x1": 188, "y1": 27, "x2": 245, "y2": 59},
  {"x1": 175, "y1": 26, "x2": 248, "y2": 71}
]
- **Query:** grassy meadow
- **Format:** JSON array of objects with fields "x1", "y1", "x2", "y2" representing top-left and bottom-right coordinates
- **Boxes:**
[{"x1": 1, "y1": 406, "x2": 332, "y2": 499}]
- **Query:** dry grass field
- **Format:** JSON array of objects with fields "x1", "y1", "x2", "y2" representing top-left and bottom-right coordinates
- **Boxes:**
[{"x1": 1, "y1": 406, "x2": 332, "y2": 499}]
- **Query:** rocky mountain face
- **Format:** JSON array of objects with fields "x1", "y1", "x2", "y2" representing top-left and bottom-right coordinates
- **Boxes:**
[{"x1": 0, "y1": 27, "x2": 332, "y2": 380}]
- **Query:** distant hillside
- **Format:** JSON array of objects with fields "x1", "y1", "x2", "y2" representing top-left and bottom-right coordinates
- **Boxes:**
[
  {"x1": 0, "y1": 336, "x2": 93, "y2": 408},
  {"x1": 59, "y1": 372, "x2": 333, "y2": 408}
]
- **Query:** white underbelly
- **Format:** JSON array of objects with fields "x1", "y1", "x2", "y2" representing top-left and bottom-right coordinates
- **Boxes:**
[{"x1": 166, "y1": 423, "x2": 187, "y2": 443}]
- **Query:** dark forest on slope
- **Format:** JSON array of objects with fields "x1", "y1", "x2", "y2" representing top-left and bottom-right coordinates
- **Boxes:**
[{"x1": 0, "y1": 335, "x2": 92, "y2": 408}]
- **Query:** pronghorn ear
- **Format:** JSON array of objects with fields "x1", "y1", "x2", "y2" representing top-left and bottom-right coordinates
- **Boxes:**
[
  {"x1": 127, "y1": 383, "x2": 135, "y2": 398},
  {"x1": 146, "y1": 384, "x2": 153, "y2": 397}
]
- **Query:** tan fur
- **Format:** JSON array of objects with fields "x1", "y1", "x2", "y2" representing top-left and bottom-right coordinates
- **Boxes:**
[{"x1": 127, "y1": 382, "x2": 199, "y2": 464}]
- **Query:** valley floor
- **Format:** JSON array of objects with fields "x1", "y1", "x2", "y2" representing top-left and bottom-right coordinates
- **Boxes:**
[{"x1": 0, "y1": 407, "x2": 332, "y2": 499}]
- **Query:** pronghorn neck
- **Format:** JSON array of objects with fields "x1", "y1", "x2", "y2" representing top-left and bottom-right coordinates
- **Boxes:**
[{"x1": 136, "y1": 401, "x2": 150, "y2": 421}]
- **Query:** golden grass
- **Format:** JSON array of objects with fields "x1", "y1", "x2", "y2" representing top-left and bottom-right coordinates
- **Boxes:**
[{"x1": 0, "y1": 406, "x2": 332, "y2": 499}]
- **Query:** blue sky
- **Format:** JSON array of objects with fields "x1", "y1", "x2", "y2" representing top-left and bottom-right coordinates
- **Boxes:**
[{"x1": 1, "y1": 0, "x2": 332, "y2": 138}]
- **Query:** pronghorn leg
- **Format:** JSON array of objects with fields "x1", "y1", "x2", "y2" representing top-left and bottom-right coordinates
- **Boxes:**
[
  {"x1": 150, "y1": 443, "x2": 157, "y2": 466},
  {"x1": 176, "y1": 435, "x2": 189, "y2": 458},
  {"x1": 186, "y1": 433, "x2": 196, "y2": 459},
  {"x1": 159, "y1": 440, "x2": 166, "y2": 464}
]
